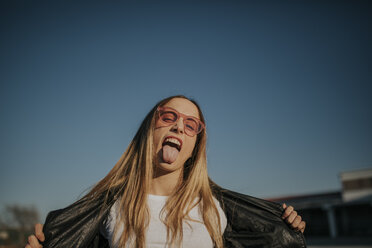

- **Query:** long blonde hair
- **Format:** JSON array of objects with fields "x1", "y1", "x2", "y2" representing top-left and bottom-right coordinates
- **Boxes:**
[{"x1": 85, "y1": 95, "x2": 223, "y2": 248}]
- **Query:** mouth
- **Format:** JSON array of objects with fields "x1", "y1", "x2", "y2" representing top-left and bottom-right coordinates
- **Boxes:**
[{"x1": 162, "y1": 136, "x2": 182, "y2": 151}]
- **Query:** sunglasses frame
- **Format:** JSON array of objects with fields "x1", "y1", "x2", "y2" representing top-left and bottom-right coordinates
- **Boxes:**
[{"x1": 156, "y1": 106, "x2": 205, "y2": 137}]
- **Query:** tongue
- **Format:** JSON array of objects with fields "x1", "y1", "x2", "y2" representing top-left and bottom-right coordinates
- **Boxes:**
[{"x1": 162, "y1": 145, "x2": 179, "y2": 164}]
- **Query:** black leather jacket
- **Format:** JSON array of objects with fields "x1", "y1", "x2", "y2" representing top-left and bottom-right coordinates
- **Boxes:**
[{"x1": 42, "y1": 184, "x2": 306, "y2": 248}]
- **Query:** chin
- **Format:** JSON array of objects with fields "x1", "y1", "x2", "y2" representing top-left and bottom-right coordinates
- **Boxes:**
[{"x1": 156, "y1": 161, "x2": 183, "y2": 173}]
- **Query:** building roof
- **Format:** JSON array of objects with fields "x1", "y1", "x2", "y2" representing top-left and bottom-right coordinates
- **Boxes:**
[{"x1": 266, "y1": 191, "x2": 343, "y2": 209}]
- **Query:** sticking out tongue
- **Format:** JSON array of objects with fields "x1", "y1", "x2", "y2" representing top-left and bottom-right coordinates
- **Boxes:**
[{"x1": 162, "y1": 145, "x2": 179, "y2": 164}]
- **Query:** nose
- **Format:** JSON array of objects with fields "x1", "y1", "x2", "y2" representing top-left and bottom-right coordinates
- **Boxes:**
[{"x1": 171, "y1": 117, "x2": 184, "y2": 134}]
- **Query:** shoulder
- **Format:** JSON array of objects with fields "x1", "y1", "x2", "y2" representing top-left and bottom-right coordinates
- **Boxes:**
[
  {"x1": 43, "y1": 193, "x2": 116, "y2": 248},
  {"x1": 210, "y1": 184, "x2": 307, "y2": 248},
  {"x1": 210, "y1": 183, "x2": 284, "y2": 232},
  {"x1": 211, "y1": 183, "x2": 283, "y2": 218}
]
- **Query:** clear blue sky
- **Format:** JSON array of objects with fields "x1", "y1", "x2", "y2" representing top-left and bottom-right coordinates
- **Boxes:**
[{"x1": 1, "y1": 0, "x2": 371, "y2": 221}]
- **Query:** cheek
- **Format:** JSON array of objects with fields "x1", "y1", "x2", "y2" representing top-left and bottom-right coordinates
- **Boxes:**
[
  {"x1": 153, "y1": 130, "x2": 163, "y2": 150},
  {"x1": 183, "y1": 139, "x2": 197, "y2": 157}
]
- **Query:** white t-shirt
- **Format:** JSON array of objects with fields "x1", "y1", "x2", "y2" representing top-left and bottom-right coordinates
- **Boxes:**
[{"x1": 100, "y1": 194, "x2": 227, "y2": 248}]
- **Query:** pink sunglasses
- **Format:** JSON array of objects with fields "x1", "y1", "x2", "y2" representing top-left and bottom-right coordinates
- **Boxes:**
[{"x1": 156, "y1": 106, "x2": 205, "y2": 137}]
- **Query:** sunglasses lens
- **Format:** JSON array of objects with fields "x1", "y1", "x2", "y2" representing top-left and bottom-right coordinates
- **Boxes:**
[
  {"x1": 160, "y1": 111, "x2": 177, "y2": 123},
  {"x1": 184, "y1": 119, "x2": 199, "y2": 136}
]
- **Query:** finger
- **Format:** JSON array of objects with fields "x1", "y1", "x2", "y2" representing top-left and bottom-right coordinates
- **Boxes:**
[
  {"x1": 25, "y1": 245, "x2": 32, "y2": 248},
  {"x1": 291, "y1": 215, "x2": 302, "y2": 229},
  {"x1": 282, "y1": 203, "x2": 287, "y2": 209},
  {"x1": 35, "y1": 223, "x2": 45, "y2": 242},
  {"x1": 298, "y1": 221, "x2": 306, "y2": 233},
  {"x1": 28, "y1": 235, "x2": 41, "y2": 248},
  {"x1": 282, "y1": 205, "x2": 294, "y2": 219},
  {"x1": 286, "y1": 210, "x2": 297, "y2": 224}
]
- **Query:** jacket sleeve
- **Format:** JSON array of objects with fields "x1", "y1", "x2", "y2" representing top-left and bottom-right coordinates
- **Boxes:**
[
  {"x1": 41, "y1": 194, "x2": 113, "y2": 248},
  {"x1": 214, "y1": 187, "x2": 307, "y2": 248}
]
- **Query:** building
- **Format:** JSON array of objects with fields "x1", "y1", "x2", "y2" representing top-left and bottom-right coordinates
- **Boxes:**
[{"x1": 268, "y1": 168, "x2": 372, "y2": 243}]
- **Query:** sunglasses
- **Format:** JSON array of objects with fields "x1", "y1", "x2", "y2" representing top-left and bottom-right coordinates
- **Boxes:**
[{"x1": 156, "y1": 106, "x2": 205, "y2": 137}]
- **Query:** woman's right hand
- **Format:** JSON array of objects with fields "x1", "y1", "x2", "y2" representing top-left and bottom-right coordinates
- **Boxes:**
[{"x1": 25, "y1": 223, "x2": 45, "y2": 248}]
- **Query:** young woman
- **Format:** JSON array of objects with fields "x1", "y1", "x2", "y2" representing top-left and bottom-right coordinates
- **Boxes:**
[{"x1": 26, "y1": 95, "x2": 306, "y2": 248}]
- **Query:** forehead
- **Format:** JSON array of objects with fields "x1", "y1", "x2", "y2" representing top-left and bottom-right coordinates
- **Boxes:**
[{"x1": 163, "y1": 98, "x2": 200, "y2": 119}]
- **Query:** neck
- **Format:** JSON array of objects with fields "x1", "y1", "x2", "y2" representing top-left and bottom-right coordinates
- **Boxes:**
[{"x1": 149, "y1": 167, "x2": 183, "y2": 196}]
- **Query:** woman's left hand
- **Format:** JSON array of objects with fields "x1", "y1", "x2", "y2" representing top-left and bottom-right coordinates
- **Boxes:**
[{"x1": 281, "y1": 203, "x2": 306, "y2": 233}]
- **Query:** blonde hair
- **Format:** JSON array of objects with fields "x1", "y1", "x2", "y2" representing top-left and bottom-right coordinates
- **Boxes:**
[{"x1": 85, "y1": 95, "x2": 223, "y2": 248}]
